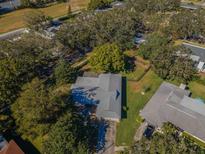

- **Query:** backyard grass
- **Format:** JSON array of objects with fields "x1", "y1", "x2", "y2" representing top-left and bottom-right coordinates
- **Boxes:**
[
  {"x1": 122, "y1": 55, "x2": 150, "y2": 81},
  {"x1": 116, "y1": 70, "x2": 162, "y2": 146},
  {"x1": 0, "y1": 0, "x2": 89, "y2": 33},
  {"x1": 122, "y1": 66, "x2": 146, "y2": 81},
  {"x1": 189, "y1": 80, "x2": 205, "y2": 100}
]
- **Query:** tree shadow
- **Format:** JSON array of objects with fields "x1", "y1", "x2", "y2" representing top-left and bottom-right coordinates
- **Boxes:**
[
  {"x1": 125, "y1": 55, "x2": 136, "y2": 72},
  {"x1": 121, "y1": 76, "x2": 127, "y2": 119},
  {"x1": 0, "y1": 8, "x2": 13, "y2": 15}
]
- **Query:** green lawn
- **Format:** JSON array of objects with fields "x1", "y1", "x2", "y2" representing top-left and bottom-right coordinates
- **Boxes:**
[
  {"x1": 121, "y1": 53, "x2": 150, "y2": 81},
  {"x1": 122, "y1": 66, "x2": 147, "y2": 81},
  {"x1": 116, "y1": 70, "x2": 162, "y2": 146},
  {"x1": 189, "y1": 80, "x2": 205, "y2": 100}
]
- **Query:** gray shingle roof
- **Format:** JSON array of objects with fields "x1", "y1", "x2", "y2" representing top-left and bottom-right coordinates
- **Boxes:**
[
  {"x1": 140, "y1": 82, "x2": 205, "y2": 141},
  {"x1": 71, "y1": 73, "x2": 122, "y2": 121}
]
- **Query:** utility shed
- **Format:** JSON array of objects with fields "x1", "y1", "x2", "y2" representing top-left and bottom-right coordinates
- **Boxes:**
[
  {"x1": 71, "y1": 73, "x2": 122, "y2": 122},
  {"x1": 140, "y1": 82, "x2": 205, "y2": 142}
]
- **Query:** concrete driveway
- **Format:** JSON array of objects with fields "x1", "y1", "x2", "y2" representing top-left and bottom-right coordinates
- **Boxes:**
[
  {"x1": 134, "y1": 122, "x2": 148, "y2": 141},
  {"x1": 98, "y1": 121, "x2": 116, "y2": 154}
]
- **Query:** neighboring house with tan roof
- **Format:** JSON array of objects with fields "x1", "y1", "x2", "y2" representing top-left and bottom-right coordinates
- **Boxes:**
[{"x1": 0, "y1": 139, "x2": 24, "y2": 154}]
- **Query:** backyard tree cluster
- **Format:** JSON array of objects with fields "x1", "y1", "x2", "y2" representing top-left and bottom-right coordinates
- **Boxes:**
[
  {"x1": 56, "y1": 7, "x2": 143, "y2": 53},
  {"x1": 139, "y1": 33, "x2": 196, "y2": 82},
  {"x1": 167, "y1": 9, "x2": 205, "y2": 40},
  {"x1": 0, "y1": 33, "x2": 92, "y2": 153}
]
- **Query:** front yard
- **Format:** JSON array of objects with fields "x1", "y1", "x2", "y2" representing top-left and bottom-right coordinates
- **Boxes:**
[{"x1": 116, "y1": 70, "x2": 162, "y2": 146}]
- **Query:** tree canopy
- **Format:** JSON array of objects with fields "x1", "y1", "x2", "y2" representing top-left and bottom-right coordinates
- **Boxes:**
[
  {"x1": 54, "y1": 59, "x2": 77, "y2": 85},
  {"x1": 43, "y1": 112, "x2": 88, "y2": 154},
  {"x1": 138, "y1": 33, "x2": 196, "y2": 82},
  {"x1": 132, "y1": 123, "x2": 205, "y2": 154},
  {"x1": 56, "y1": 8, "x2": 143, "y2": 52},
  {"x1": 167, "y1": 9, "x2": 205, "y2": 39},
  {"x1": 88, "y1": 0, "x2": 112, "y2": 10},
  {"x1": 151, "y1": 45, "x2": 196, "y2": 82},
  {"x1": 128, "y1": 0, "x2": 180, "y2": 13},
  {"x1": 11, "y1": 78, "x2": 66, "y2": 139},
  {"x1": 138, "y1": 32, "x2": 170, "y2": 59},
  {"x1": 0, "y1": 34, "x2": 54, "y2": 133},
  {"x1": 89, "y1": 43, "x2": 125, "y2": 72}
]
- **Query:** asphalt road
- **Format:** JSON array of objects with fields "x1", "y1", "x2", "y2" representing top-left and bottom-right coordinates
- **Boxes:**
[
  {"x1": 183, "y1": 43, "x2": 205, "y2": 62},
  {"x1": 0, "y1": 28, "x2": 28, "y2": 41}
]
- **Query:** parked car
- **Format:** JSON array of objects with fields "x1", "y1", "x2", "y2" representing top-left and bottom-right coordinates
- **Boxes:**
[{"x1": 143, "y1": 125, "x2": 155, "y2": 138}]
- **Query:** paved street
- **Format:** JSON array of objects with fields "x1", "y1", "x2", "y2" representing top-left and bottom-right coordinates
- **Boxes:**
[
  {"x1": 0, "y1": 28, "x2": 28, "y2": 41},
  {"x1": 183, "y1": 43, "x2": 205, "y2": 62}
]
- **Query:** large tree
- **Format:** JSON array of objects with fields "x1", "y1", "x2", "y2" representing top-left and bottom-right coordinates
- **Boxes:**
[
  {"x1": 57, "y1": 8, "x2": 143, "y2": 52},
  {"x1": 89, "y1": 8, "x2": 138, "y2": 50},
  {"x1": 12, "y1": 78, "x2": 66, "y2": 139},
  {"x1": 43, "y1": 112, "x2": 88, "y2": 154},
  {"x1": 56, "y1": 12, "x2": 95, "y2": 53},
  {"x1": 0, "y1": 34, "x2": 54, "y2": 133},
  {"x1": 151, "y1": 48, "x2": 174, "y2": 79},
  {"x1": 151, "y1": 45, "x2": 196, "y2": 82},
  {"x1": 89, "y1": 43, "x2": 125, "y2": 72},
  {"x1": 54, "y1": 59, "x2": 77, "y2": 85},
  {"x1": 169, "y1": 46, "x2": 196, "y2": 82},
  {"x1": 167, "y1": 9, "x2": 205, "y2": 39},
  {"x1": 138, "y1": 32, "x2": 170, "y2": 59}
]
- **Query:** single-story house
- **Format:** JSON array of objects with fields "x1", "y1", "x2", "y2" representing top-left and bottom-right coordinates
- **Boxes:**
[
  {"x1": 71, "y1": 73, "x2": 122, "y2": 122},
  {"x1": 183, "y1": 43, "x2": 205, "y2": 72},
  {"x1": 140, "y1": 82, "x2": 205, "y2": 142}
]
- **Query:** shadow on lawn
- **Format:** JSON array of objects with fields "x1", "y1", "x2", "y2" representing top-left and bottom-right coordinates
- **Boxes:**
[{"x1": 121, "y1": 76, "x2": 128, "y2": 119}]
